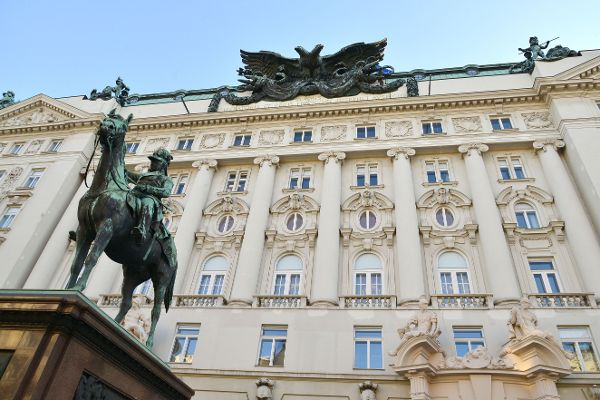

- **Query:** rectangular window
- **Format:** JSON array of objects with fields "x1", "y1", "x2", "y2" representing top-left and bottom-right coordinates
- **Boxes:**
[
  {"x1": 559, "y1": 327, "x2": 600, "y2": 372},
  {"x1": 439, "y1": 271, "x2": 471, "y2": 295},
  {"x1": 125, "y1": 142, "x2": 140, "y2": 154},
  {"x1": 224, "y1": 170, "x2": 249, "y2": 192},
  {"x1": 356, "y1": 126, "x2": 376, "y2": 139},
  {"x1": 422, "y1": 121, "x2": 443, "y2": 135},
  {"x1": 197, "y1": 273, "x2": 225, "y2": 295},
  {"x1": 169, "y1": 325, "x2": 200, "y2": 363},
  {"x1": 233, "y1": 134, "x2": 252, "y2": 147},
  {"x1": 490, "y1": 117, "x2": 514, "y2": 130},
  {"x1": 47, "y1": 140, "x2": 62, "y2": 152},
  {"x1": 356, "y1": 163, "x2": 379, "y2": 187},
  {"x1": 9, "y1": 143, "x2": 24, "y2": 155},
  {"x1": 425, "y1": 160, "x2": 451, "y2": 183},
  {"x1": 529, "y1": 260, "x2": 561, "y2": 294},
  {"x1": 497, "y1": 156, "x2": 527, "y2": 180},
  {"x1": 453, "y1": 328, "x2": 485, "y2": 357},
  {"x1": 258, "y1": 327, "x2": 287, "y2": 367},
  {"x1": 177, "y1": 138, "x2": 194, "y2": 151},
  {"x1": 273, "y1": 273, "x2": 301, "y2": 295},
  {"x1": 24, "y1": 168, "x2": 44, "y2": 189},
  {"x1": 354, "y1": 328, "x2": 383, "y2": 369},
  {"x1": 354, "y1": 272, "x2": 383, "y2": 295},
  {"x1": 0, "y1": 207, "x2": 19, "y2": 228},
  {"x1": 288, "y1": 168, "x2": 312, "y2": 189},
  {"x1": 0, "y1": 170, "x2": 5, "y2": 183},
  {"x1": 293, "y1": 130, "x2": 312, "y2": 143},
  {"x1": 172, "y1": 174, "x2": 189, "y2": 195}
]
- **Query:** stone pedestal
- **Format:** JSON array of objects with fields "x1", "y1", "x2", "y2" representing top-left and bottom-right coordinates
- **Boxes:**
[{"x1": 0, "y1": 290, "x2": 193, "y2": 400}]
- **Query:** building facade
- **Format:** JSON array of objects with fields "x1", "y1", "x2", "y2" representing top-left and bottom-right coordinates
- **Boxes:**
[{"x1": 2, "y1": 46, "x2": 600, "y2": 400}]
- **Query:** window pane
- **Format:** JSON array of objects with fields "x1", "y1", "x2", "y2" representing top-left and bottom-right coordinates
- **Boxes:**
[
  {"x1": 547, "y1": 273, "x2": 560, "y2": 293},
  {"x1": 357, "y1": 127, "x2": 365, "y2": 138},
  {"x1": 204, "y1": 256, "x2": 228, "y2": 271},
  {"x1": 177, "y1": 327, "x2": 200, "y2": 335},
  {"x1": 516, "y1": 212, "x2": 528, "y2": 228},
  {"x1": 356, "y1": 175, "x2": 365, "y2": 186},
  {"x1": 529, "y1": 261, "x2": 553, "y2": 271},
  {"x1": 185, "y1": 338, "x2": 197, "y2": 362},
  {"x1": 258, "y1": 340, "x2": 273, "y2": 366},
  {"x1": 294, "y1": 132, "x2": 302, "y2": 142},
  {"x1": 533, "y1": 274, "x2": 547, "y2": 293},
  {"x1": 422, "y1": 123, "x2": 432, "y2": 134},
  {"x1": 355, "y1": 330, "x2": 382, "y2": 338},
  {"x1": 427, "y1": 171, "x2": 436, "y2": 183},
  {"x1": 355, "y1": 254, "x2": 382, "y2": 270},
  {"x1": 354, "y1": 341, "x2": 368, "y2": 368},
  {"x1": 433, "y1": 122, "x2": 443, "y2": 133},
  {"x1": 371, "y1": 273, "x2": 382, "y2": 295},
  {"x1": 212, "y1": 275, "x2": 224, "y2": 295},
  {"x1": 273, "y1": 340, "x2": 286, "y2": 366},
  {"x1": 454, "y1": 330, "x2": 483, "y2": 339},
  {"x1": 276, "y1": 255, "x2": 302, "y2": 271},
  {"x1": 355, "y1": 273, "x2": 367, "y2": 295},
  {"x1": 170, "y1": 337, "x2": 186, "y2": 362},
  {"x1": 301, "y1": 177, "x2": 310, "y2": 189},
  {"x1": 491, "y1": 119, "x2": 501, "y2": 130},
  {"x1": 366, "y1": 126, "x2": 376, "y2": 137},
  {"x1": 274, "y1": 275, "x2": 286, "y2": 295},
  {"x1": 455, "y1": 342, "x2": 470, "y2": 357},
  {"x1": 289, "y1": 177, "x2": 298, "y2": 189},
  {"x1": 289, "y1": 274, "x2": 300, "y2": 295},
  {"x1": 198, "y1": 275, "x2": 211, "y2": 294},
  {"x1": 500, "y1": 167, "x2": 511, "y2": 180},
  {"x1": 305, "y1": 131, "x2": 312, "y2": 141},
  {"x1": 440, "y1": 170, "x2": 450, "y2": 182},
  {"x1": 438, "y1": 252, "x2": 467, "y2": 269},
  {"x1": 263, "y1": 329, "x2": 287, "y2": 337},
  {"x1": 579, "y1": 342, "x2": 599, "y2": 372},
  {"x1": 514, "y1": 166, "x2": 525, "y2": 179},
  {"x1": 562, "y1": 342, "x2": 582, "y2": 371},
  {"x1": 370, "y1": 341, "x2": 383, "y2": 368},
  {"x1": 369, "y1": 173, "x2": 378, "y2": 186},
  {"x1": 440, "y1": 272, "x2": 454, "y2": 294},
  {"x1": 559, "y1": 328, "x2": 591, "y2": 339},
  {"x1": 527, "y1": 212, "x2": 540, "y2": 228},
  {"x1": 501, "y1": 118, "x2": 513, "y2": 129},
  {"x1": 456, "y1": 272, "x2": 470, "y2": 294}
]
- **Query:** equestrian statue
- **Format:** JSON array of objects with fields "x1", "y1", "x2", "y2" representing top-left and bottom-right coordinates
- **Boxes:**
[{"x1": 66, "y1": 109, "x2": 177, "y2": 348}]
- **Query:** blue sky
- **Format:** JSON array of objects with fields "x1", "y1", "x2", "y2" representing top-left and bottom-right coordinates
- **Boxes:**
[{"x1": 3, "y1": 0, "x2": 600, "y2": 100}]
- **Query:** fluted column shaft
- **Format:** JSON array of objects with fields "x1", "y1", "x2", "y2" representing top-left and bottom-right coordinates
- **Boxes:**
[
  {"x1": 458, "y1": 143, "x2": 520, "y2": 301},
  {"x1": 229, "y1": 155, "x2": 279, "y2": 304},
  {"x1": 311, "y1": 152, "x2": 346, "y2": 306},
  {"x1": 174, "y1": 159, "x2": 218, "y2": 292},
  {"x1": 534, "y1": 139, "x2": 600, "y2": 294},
  {"x1": 387, "y1": 147, "x2": 425, "y2": 303}
]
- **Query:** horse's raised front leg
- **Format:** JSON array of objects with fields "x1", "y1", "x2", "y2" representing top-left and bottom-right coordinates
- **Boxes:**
[
  {"x1": 72, "y1": 219, "x2": 113, "y2": 291},
  {"x1": 66, "y1": 226, "x2": 92, "y2": 289},
  {"x1": 115, "y1": 267, "x2": 140, "y2": 324}
]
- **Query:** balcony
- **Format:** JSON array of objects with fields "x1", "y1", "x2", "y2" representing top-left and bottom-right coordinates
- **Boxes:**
[
  {"x1": 175, "y1": 294, "x2": 225, "y2": 307},
  {"x1": 528, "y1": 293, "x2": 596, "y2": 308},
  {"x1": 254, "y1": 295, "x2": 306, "y2": 308},
  {"x1": 340, "y1": 295, "x2": 396, "y2": 309},
  {"x1": 431, "y1": 294, "x2": 491, "y2": 309},
  {"x1": 97, "y1": 294, "x2": 152, "y2": 307}
]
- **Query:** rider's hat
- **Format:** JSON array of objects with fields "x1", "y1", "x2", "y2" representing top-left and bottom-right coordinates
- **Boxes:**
[{"x1": 148, "y1": 147, "x2": 173, "y2": 166}]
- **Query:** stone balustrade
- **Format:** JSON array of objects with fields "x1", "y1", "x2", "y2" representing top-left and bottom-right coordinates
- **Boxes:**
[
  {"x1": 254, "y1": 295, "x2": 306, "y2": 308},
  {"x1": 528, "y1": 293, "x2": 595, "y2": 308},
  {"x1": 174, "y1": 294, "x2": 225, "y2": 307},
  {"x1": 340, "y1": 295, "x2": 396, "y2": 309},
  {"x1": 431, "y1": 294, "x2": 492, "y2": 309}
]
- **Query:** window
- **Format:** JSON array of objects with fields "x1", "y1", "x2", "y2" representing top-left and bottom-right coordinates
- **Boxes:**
[
  {"x1": 0, "y1": 170, "x2": 5, "y2": 183},
  {"x1": 438, "y1": 251, "x2": 470, "y2": 294},
  {"x1": 354, "y1": 253, "x2": 383, "y2": 295},
  {"x1": 217, "y1": 215, "x2": 235, "y2": 234},
  {"x1": 453, "y1": 328, "x2": 485, "y2": 357},
  {"x1": 258, "y1": 327, "x2": 287, "y2": 367},
  {"x1": 358, "y1": 210, "x2": 377, "y2": 230},
  {"x1": 125, "y1": 142, "x2": 140, "y2": 154},
  {"x1": 177, "y1": 138, "x2": 194, "y2": 151},
  {"x1": 9, "y1": 143, "x2": 24, "y2": 155},
  {"x1": 172, "y1": 174, "x2": 189, "y2": 195},
  {"x1": 285, "y1": 213, "x2": 304, "y2": 232},
  {"x1": 356, "y1": 126, "x2": 376, "y2": 139},
  {"x1": 233, "y1": 134, "x2": 252, "y2": 147},
  {"x1": 354, "y1": 328, "x2": 383, "y2": 369},
  {"x1": 356, "y1": 163, "x2": 379, "y2": 187},
  {"x1": 422, "y1": 121, "x2": 443, "y2": 135},
  {"x1": 490, "y1": 117, "x2": 513, "y2": 130},
  {"x1": 515, "y1": 203, "x2": 540, "y2": 229},
  {"x1": 0, "y1": 207, "x2": 19, "y2": 228},
  {"x1": 425, "y1": 160, "x2": 450, "y2": 183},
  {"x1": 289, "y1": 168, "x2": 311, "y2": 189},
  {"x1": 47, "y1": 140, "x2": 62, "y2": 152},
  {"x1": 435, "y1": 207, "x2": 455, "y2": 227},
  {"x1": 293, "y1": 130, "x2": 312, "y2": 142},
  {"x1": 224, "y1": 170, "x2": 248, "y2": 192},
  {"x1": 134, "y1": 279, "x2": 152, "y2": 295},
  {"x1": 529, "y1": 260, "x2": 561, "y2": 294},
  {"x1": 273, "y1": 255, "x2": 302, "y2": 295},
  {"x1": 23, "y1": 168, "x2": 44, "y2": 189},
  {"x1": 559, "y1": 327, "x2": 600, "y2": 372},
  {"x1": 198, "y1": 256, "x2": 228, "y2": 295},
  {"x1": 497, "y1": 157, "x2": 526, "y2": 180},
  {"x1": 169, "y1": 325, "x2": 200, "y2": 363}
]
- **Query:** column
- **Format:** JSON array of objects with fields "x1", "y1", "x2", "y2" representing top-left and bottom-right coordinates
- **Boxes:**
[
  {"x1": 387, "y1": 147, "x2": 425, "y2": 303},
  {"x1": 229, "y1": 155, "x2": 279, "y2": 305},
  {"x1": 533, "y1": 139, "x2": 600, "y2": 294},
  {"x1": 311, "y1": 152, "x2": 346, "y2": 306},
  {"x1": 458, "y1": 143, "x2": 520, "y2": 301},
  {"x1": 173, "y1": 159, "x2": 218, "y2": 292}
]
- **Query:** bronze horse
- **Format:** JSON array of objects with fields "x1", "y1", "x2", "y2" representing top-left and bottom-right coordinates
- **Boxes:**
[{"x1": 66, "y1": 110, "x2": 177, "y2": 348}]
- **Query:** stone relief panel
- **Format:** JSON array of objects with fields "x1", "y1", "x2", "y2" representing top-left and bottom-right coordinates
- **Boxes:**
[
  {"x1": 199, "y1": 133, "x2": 225, "y2": 149},
  {"x1": 452, "y1": 116, "x2": 482, "y2": 133},
  {"x1": 24, "y1": 140, "x2": 44, "y2": 154},
  {"x1": 320, "y1": 125, "x2": 347, "y2": 142},
  {"x1": 0, "y1": 108, "x2": 67, "y2": 127},
  {"x1": 144, "y1": 137, "x2": 170, "y2": 153},
  {"x1": 384, "y1": 121, "x2": 413, "y2": 137},
  {"x1": 522, "y1": 112, "x2": 553, "y2": 129},
  {"x1": 258, "y1": 129, "x2": 285, "y2": 146},
  {"x1": 0, "y1": 166, "x2": 24, "y2": 199}
]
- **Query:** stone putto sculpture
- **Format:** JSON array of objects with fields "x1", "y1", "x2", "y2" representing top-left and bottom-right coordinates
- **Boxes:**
[
  {"x1": 389, "y1": 296, "x2": 441, "y2": 357},
  {"x1": 510, "y1": 36, "x2": 581, "y2": 74},
  {"x1": 120, "y1": 295, "x2": 151, "y2": 344},
  {"x1": 507, "y1": 297, "x2": 553, "y2": 341}
]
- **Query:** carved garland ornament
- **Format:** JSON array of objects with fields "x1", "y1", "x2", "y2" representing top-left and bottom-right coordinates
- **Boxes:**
[{"x1": 384, "y1": 121, "x2": 413, "y2": 137}]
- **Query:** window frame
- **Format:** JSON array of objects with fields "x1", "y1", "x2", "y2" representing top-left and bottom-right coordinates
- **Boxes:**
[
  {"x1": 171, "y1": 174, "x2": 189, "y2": 195},
  {"x1": 424, "y1": 159, "x2": 451, "y2": 184},
  {"x1": 216, "y1": 214, "x2": 235, "y2": 234},
  {"x1": 358, "y1": 209, "x2": 378, "y2": 231},
  {"x1": 257, "y1": 326, "x2": 288, "y2": 367},
  {"x1": 514, "y1": 203, "x2": 541, "y2": 229},
  {"x1": 169, "y1": 325, "x2": 201, "y2": 364},
  {"x1": 353, "y1": 253, "x2": 384, "y2": 296},
  {"x1": 176, "y1": 137, "x2": 194, "y2": 151},
  {"x1": 224, "y1": 170, "x2": 249, "y2": 192},
  {"x1": 490, "y1": 116, "x2": 514, "y2": 131},
  {"x1": 353, "y1": 327, "x2": 383, "y2": 369},
  {"x1": 497, "y1": 156, "x2": 527, "y2": 180},
  {"x1": 9, "y1": 143, "x2": 24, "y2": 155},
  {"x1": 233, "y1": 134, "x2": 252, "y2": 147},
  {"x1": 528, "y1": 259, "x2": 562, "y2": 294},
  {"x1": 355, "y1": 125, "x2": 377, "y2": 139},
  {"x1": 197, "y1": 256, "x2": 229, "y2": 295},
  {"x1": 435, "y1": 206, "x2": 455, "y2": 228},
  {"x1": 288, "y1": 167, "x2": 312, "y2": 190},
  {"x1": 23, "y1": 168, "x2": 44, "y2": 189},
  {"x1": 47, "y1": 140, "x2": 63, "y2": 152},
  {"x1": 437, "y1": 251, "x2": 471, "y2": 295},
  {"x1": 355, "y1": 163, "x2": 380, "y2": 187},
  {"x1": 452, "y1": 327, "x2": 486, "y2": 357},
  {"x1": 293, "y1": 130, "x2": 313, "y2": 143},
  {"x1": 125, "y1": 141, "x2": 140, "y2": 154},
  {"x1": 272, "y1": 254, "x2": 303, "y2": 295},
  {"x1": 558, "y1": 326, "x2": 600, "y2": 372},
  {"x1": 0, "y1": 207, "x2": 20, "y2": 229},
  {"x1": 421, "y1": 121, "x2": 444, "y2": 135}
]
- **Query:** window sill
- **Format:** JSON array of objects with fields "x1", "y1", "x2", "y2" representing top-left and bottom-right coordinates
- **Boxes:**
[
  {"x1": 168, "y1": 361, "x2": 194, "y2": 366},
  {"x1": 421, "y1": 132, "x2": 447, "y2": 136},
  {"x1": 170, "y1": 193, "x2": 186, "y2": 198},
  {"x1": 254, "y1": 364, "x2": 284, "y2": 368},
  {"x1": 352, "y1": 367, "x2": 385, "y2": 371},
  {"x1": 350, "y1": 185, "x2": 384, "y2": 190},
  {"x1": 3, "y1": 153, "x2": 21, "y2": 157},
  {"x1": 290, "y1": 140, "x2": 313, "y2": 145},
  {"x1": 354, "y1": 137, "x2": 379, "y2": 141},
  {"x1": 172, "y1": 149, "x2": 193, "y2": 153},
  {"x1": 40, "y1": 150, "x2": 60, "y2": 154},
  {"x1": 217, "y1": 190, "x2": 248, "y2": 196},
  {"x1": 492, "y1": 128, "x2": 519, "y2": 133},
  {"x1": 0, "y1": 227, "x2": 11, "y2": 233},
  {"x1": 422, "y1": 181, "x2": 458, "y2": 187},
  {"x1": 229, "y1": 145, "x2": 251, "y2": 149},
  {"x1": 282, "y1": 187, "x2": 315, "y2": 193},
  {"x1": 497, "y1": 178, "x2": 534, "y2": 183}
]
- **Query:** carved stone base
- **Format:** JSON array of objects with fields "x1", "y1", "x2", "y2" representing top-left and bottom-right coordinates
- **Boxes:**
[
  {"x1": 0, "y1": 290, "x2": 194, "y2": 400},
  {"x1": 390, "y1": 335, "x2": 445, "y2": 374},
  {"x1": 502, "y1": 335, "x2": 571, "y2": 374}
]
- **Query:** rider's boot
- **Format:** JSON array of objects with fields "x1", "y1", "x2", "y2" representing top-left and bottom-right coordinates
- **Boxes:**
[{"x1": 132, "y1": 207, "x2": 151, "y2": 245}]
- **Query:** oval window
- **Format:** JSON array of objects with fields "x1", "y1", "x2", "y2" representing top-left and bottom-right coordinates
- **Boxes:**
[
  {"x1": 286, "y1": 213, "x2": 304, "y2": 232},
  {"x1": 435, "y1": 207, "x2": 454, "y2": 227},
  {"x1": 217, "y1": 215, "x2": 235, "y2": 233},
  {"x1": 359, "y1": 210, "x2": 377, "y2": 230}
]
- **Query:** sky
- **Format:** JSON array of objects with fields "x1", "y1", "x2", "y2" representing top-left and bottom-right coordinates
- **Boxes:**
[{"x1": 3, "y1": 0, "x2": 600, "y2": 100}]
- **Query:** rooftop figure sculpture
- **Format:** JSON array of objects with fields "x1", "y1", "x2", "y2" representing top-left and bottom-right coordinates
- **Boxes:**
[
  {"x1": 0, "y1": 91, "x2": 15, "y2": 110},
  {"x1": 389, "y1": 296, "x2": 441, "y2": 357},
  {"x1": 511, "y1": 36, "x2": 581, "y2": 74},
  {"x1": 88, "y1": 77, "x2": 130, "y2": 106}
]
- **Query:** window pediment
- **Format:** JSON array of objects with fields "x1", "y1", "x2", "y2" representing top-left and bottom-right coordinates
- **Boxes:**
[
  {"x1": 417, "y1": 188, "x2": 471, "y2": 209},
  {"x1": 496, "y1": 185, "x2": 553, "y2": 206},
  {"x1": 203, "y1": 195, "x2": 249, "y2": 216},
  {"x1": 342, "y1": 190, "x2": 393, "y2": 211}
]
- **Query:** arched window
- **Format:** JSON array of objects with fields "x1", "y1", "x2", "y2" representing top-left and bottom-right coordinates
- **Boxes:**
[
  {"x1": 435, "y1": 207, "x2": 455, "y2": 227},
  {"x1": 286, "y1": 213, "x2": 304, "y2": 232},
  {"x1": 273, "y1": 255, "x2": 303, "y2": 295},
  {"x1": 438, "y1": 251, "x2": 470, "y2": 294},
  {"x1": 353, "y1": 253, "x2": 383, "y2": 295},
  {"x1": 134, "y1": 279, "x2": 152, "y2": 295},
  {"x1": 515, "y1": 203, "x2": 540, "y2": 229},
  {"x1": 217, "y1": 215, "x2": 235, "y2": 233},
  {"x1": 198, "y1": 256, "x2": 228, "y2": 295},
  {"x1": 358, "y1": 210, "x2": 377, "y2": 230}
]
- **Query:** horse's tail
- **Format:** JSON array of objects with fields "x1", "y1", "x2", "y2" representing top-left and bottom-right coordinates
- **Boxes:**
[{"x1": 164, "y1": 263, "x2": 177, "y2": 312}]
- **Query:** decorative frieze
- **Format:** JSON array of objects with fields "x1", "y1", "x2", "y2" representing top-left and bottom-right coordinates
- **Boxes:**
[
  {"x1": 452, "y1": 116, "x2": 482, "y2": 133},
  {"x1": 258, "y1": 129, "x2": 285, "y2": 145},
  {"x1": 144, "y1": 137, "x2": 170, "y2": 153},
  {"x1": 384, "y1": 120, "x2": 413, "y2": 137},
  {"x1": 320, "y1": 125, "x2": 347, "y2": 141},
  {"x1": 199, "y1": 133, "x2": 225, "y2": 149},
  {"x1": 24, "y1": 140, "x2": 44, "y2": 154},
  {"x1": 0, "y1": 166, "x2": 24, "y2": 199},
  {"x1": 522, "y1": 111, "x2": 553, "y2": 129}
]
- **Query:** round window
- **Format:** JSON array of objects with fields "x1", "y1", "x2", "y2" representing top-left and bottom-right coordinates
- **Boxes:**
[
  {"x1": 286, "y1": 213, "x2": 304, "y2": 232},
  {"x1": 217, "y1": 215, "x2": 235, "y2": 233},
  {"x1": 435, "y1": 207, "x2": 455, "y2": 227},
  {"x1": 359, "y1": 210, "x2": 377, "y2": 230}
]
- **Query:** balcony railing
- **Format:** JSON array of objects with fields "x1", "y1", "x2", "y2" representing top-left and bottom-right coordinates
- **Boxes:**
[
  {"x1": 254, "y1": 295, "x2": 306, "y2": 308},
  {"x1": 175, "y1": 294, "x2": 225, "y2": 307},
  {"x1": 431, "y1": 294, "x2": 491, "y2": 309},
  {"x1": 340, "y1": 295, "x2": 396, "y2": 309},
  {"x1": 528, "y1": 293, "x2": 595, "y2": 308},
  {"x1": 97, "y1": 294, "x2": 153, "y2": 307}
]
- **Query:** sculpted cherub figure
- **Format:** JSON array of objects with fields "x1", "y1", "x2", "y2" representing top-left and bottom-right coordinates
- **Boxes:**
[
  {"x1": 389, "y1": 296, "x2": 441, "y2": 356},
  {"x1": 121, "y1": 295, "x2": 151, "y2": 344}
]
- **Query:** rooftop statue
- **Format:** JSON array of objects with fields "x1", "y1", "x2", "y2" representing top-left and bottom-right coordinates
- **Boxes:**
[
  {"x1": 0, "y1": 91, "x2": 15, "y2": 110},
  {"x1": 208, "y1": 39, "x2": 404, "y2": 111},
  {"x1": 389, "y1": 296, "x2": 441, "y2": 357},
  {"x1": 66, "y1": 109, "x2": 178, "y2": 348},
  {"x1": 88, "y1": 77, "x2": 130, "y2": 106},
  {"x1": 510, "y1": 36, "x2": 581, "y2": 74}
]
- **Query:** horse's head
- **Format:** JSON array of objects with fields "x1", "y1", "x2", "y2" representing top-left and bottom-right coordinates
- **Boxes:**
[{"x1": 98, "y1": 109, "x2": 133, "y2": 148}]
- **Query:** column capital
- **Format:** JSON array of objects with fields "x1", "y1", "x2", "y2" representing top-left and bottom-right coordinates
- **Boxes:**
[
  {"x1": 317, "y1": 151, "x2": 346, "y2": 164},
  {"x1": 253, "y1": 155, "x2": 279, "y2": 167},
  {"x1": 387, "y1": 147, "x2": 416, "y2": 160},
  {"x1": 458, "y1": 143, "x2": 489, "y2": 157},
  {"x1": 192, "y1": 159, "x2": 218, "y2": 169},
  {"x1": 533, "y1": 139, "x2": 565, "y2": 153}
]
